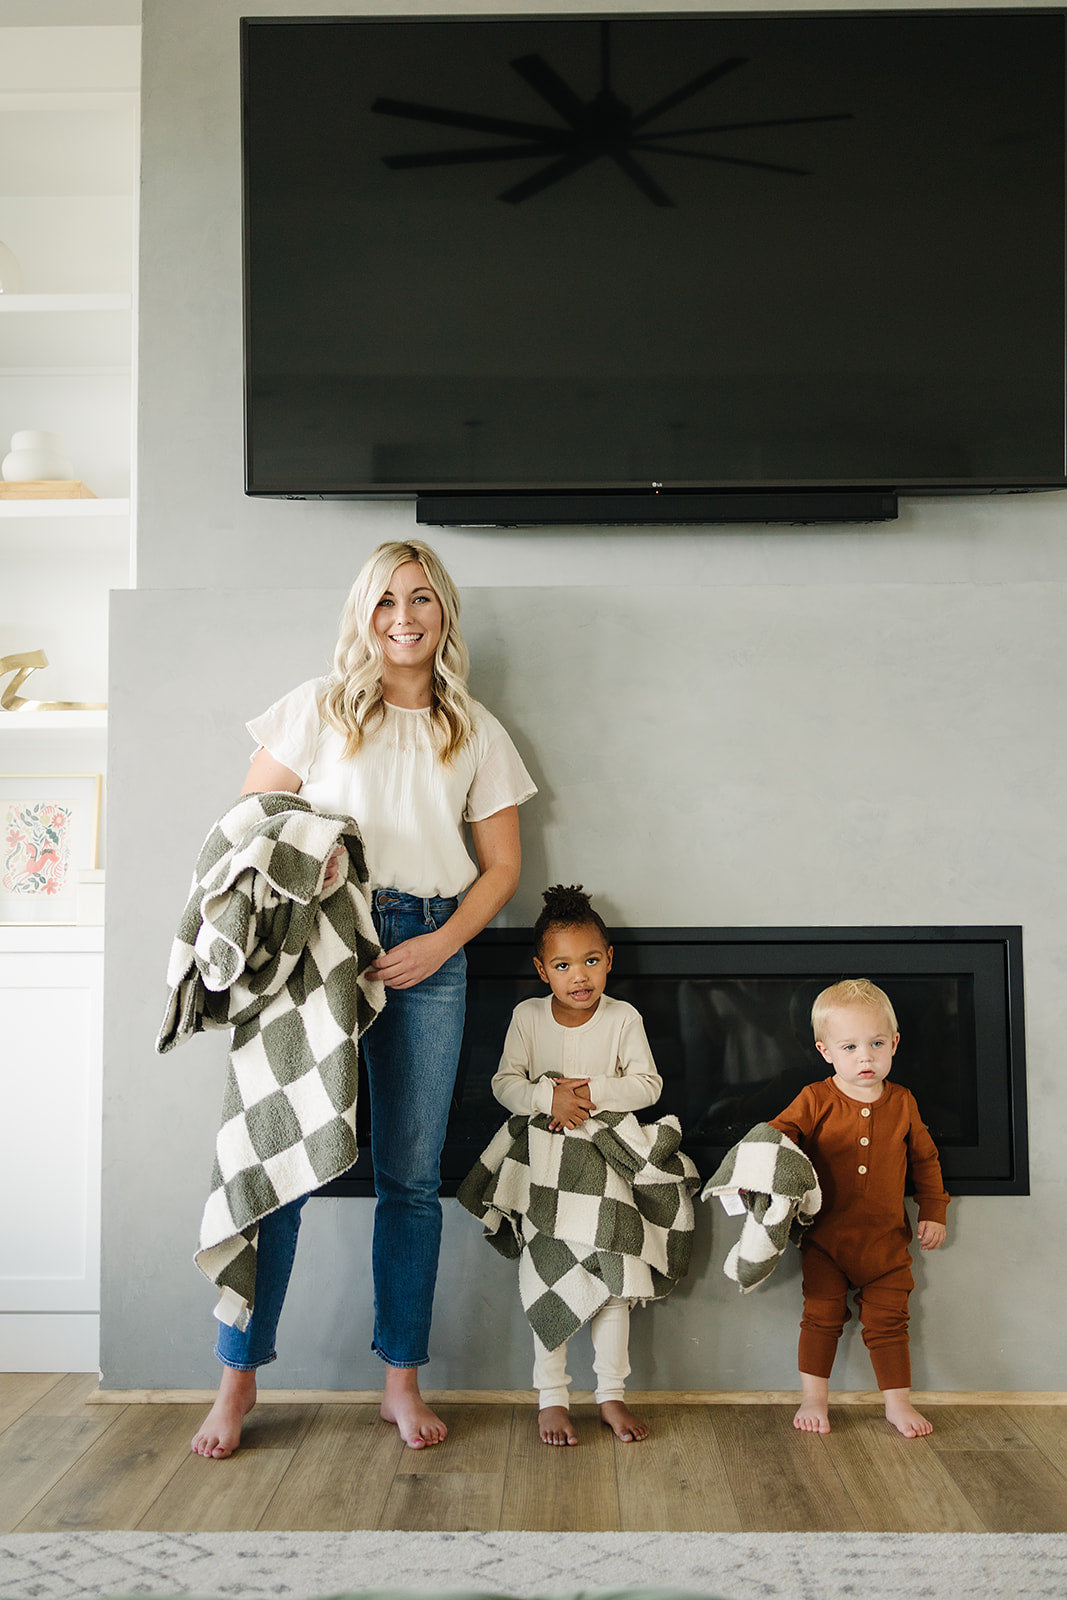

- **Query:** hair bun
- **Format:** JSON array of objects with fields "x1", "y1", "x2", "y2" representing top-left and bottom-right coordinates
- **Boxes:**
[{"x1": 541, "y1": 883, "x2": 593, "y2": 920}]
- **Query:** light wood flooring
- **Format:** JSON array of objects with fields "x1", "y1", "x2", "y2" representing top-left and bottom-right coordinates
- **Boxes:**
[{"x1": 1, "y1": 1376, "x2": 1065, "y2": 1534}]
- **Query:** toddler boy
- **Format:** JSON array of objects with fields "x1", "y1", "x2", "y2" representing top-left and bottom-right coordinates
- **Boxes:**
[{"x1": 769, "y1": 978, "x2": 948, "y2": 1437}]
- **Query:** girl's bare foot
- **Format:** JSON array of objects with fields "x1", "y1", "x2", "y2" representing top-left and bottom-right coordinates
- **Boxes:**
[
  {"x1": 795, "y1": 1371, "x2": 831, "y2": 1433},
  {"x1": 380, "y1": 1365, "x2": 447, "y2": 1449},
  {"x1": 539, "y1": 1405, "x2": 578, "y2": 1445},
  {"x1": 191, "y1": 1367, "x2": 257, "y2": 1458},
  {"x1": 884, "y1": 1389, "x2": 933, "y2": 1438},
  {"x1": 599, "y1": 1399, "x2": 648, "y2": 1442}
]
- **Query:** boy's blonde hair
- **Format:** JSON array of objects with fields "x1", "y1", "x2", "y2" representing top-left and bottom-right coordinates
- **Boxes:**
[{"x1": 811, "y1": 978, "x2": 898, "y2": 1042}]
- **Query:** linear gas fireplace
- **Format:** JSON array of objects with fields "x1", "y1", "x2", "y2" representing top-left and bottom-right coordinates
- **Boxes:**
[{"x1": 321, "y1": 926, "x2": 1027, "y2": 1200}]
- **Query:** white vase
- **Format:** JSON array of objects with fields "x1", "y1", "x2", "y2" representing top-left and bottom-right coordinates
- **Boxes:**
[
  {"x1": 2, "y1": 430, "x2": 74, "y2": 482},
  {"x1": 0, "y1": 239, "x2": 23, "y2": 294}
]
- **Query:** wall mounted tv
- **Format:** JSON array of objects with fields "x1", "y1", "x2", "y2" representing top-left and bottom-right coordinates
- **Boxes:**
[{"x1": 241, "y1": 11, "x2": 1067, "y2": 524}]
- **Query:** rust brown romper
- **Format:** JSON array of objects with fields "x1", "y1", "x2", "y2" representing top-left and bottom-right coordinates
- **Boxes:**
[{"x1": 770, "y1": 1077, "x2": 948, "y2": 1391}]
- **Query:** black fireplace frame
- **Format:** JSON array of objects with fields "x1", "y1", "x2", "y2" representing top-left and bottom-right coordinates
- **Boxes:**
[{"x1": 319, "y1": 924, "x2": 1027, "y2": 1200}]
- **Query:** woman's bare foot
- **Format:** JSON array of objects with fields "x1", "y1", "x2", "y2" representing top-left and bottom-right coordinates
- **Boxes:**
[
  {"x1": 191, "y1": 1367, "x2": 257, "y2": 1458},
  {"x1": 884, "y1": 1389, "x2": 934, "y2": 1438},
  {"x1": 599, "y1": 1399, "x2": 649, "y2": 1442},
  {"x1": 539, "y1": 1405, "x2": 578, "y2": 1445},
  {"x1": 380, "y1": 1365, "x2": 447, "y2": 1449},
  {"x1": 794, "y1": 1371, "x2": 831, "y2": 1433}
]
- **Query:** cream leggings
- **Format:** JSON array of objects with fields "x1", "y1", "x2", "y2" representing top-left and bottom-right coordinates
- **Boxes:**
[{"x1": 532, "y1": 1297, "x2": 631, "y2": 1409}]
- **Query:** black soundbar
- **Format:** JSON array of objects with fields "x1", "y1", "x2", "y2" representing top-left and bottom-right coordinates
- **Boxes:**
[{"x1": 416, "y1": 491, "x2": 899, "y2": 528}]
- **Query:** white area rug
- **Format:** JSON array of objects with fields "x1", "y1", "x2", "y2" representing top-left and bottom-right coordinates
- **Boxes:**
[{"x1": 0, "y1": 1532, "x2": 1065, "y2": 1600}]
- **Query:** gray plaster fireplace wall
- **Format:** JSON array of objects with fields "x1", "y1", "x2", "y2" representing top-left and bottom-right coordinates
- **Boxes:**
[
  {"x1": 105, "y1": 579, "x2": 1062, "y2": 1393},
  {"x1": 99, "y1": 0, "x2": 1067, "y2": 1393}
]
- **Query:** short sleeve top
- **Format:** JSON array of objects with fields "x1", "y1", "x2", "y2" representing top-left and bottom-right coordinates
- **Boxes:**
[{"x1": 247, "y1": 677, "x2": 537, "y2": 898}]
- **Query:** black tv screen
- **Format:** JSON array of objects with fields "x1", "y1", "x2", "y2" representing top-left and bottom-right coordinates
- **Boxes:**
[{"x1": 242, "y1": 11, "x2": 1067, "y2": 501}]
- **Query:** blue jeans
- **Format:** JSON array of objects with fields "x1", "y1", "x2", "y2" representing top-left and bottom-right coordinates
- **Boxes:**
[{"x1": 215, "y1": 889, "x2": 466, "y2": 1372}]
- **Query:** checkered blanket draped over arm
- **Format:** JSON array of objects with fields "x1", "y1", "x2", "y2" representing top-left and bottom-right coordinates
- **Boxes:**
[
  {"x1": 700, "y1": 1122, "x2": 821, "y2": 1293},
  {"x1": 457, "y1": 1110, "x2": 701, "y2": 1352},
  {"x1": 156, "y1": 791, "x2": 385, "y2": 1329}
]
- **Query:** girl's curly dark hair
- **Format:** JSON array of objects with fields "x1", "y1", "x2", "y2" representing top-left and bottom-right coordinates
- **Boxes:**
[{"x1": 533, "y1": 883, "x2": 610, "y2": 958}]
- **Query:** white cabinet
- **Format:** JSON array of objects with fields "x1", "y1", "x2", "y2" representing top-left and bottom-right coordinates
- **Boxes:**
[
  {"x1": 0, "y1": 24, "x2": 139, "y2": 727},
  {"x1": 0, "y1": 927, "x2": 103, "y2": 1370}
]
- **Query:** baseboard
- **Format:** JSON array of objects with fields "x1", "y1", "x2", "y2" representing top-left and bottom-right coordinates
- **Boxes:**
[{"x1": 86, "y1": 1386, "x2": 1067, "y2": 1405}]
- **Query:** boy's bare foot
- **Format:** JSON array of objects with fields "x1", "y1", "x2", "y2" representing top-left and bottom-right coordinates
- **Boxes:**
[
  {"x1": 539, "y1": 1405, "x2": 578, "y2": 1445},
  {"x1": 380, "y1": 1365, "x2": 447, "y2": 1449},
  {"x1": 599, "y1": 1399, "x2": 649, "y2": 1442},
  {"x1": 884, "y1": 1389, "x2": 934, "y2": 1438},
  {"x1": 191, "y1": 1367, "x2": 257, "y2": 1458},
  {"x1": 795, "y1": 1371, "x2": 831, "y2": 1433},
  {"x1": 793, "y1": 1400, "x2": 831, "y2": 1433}
]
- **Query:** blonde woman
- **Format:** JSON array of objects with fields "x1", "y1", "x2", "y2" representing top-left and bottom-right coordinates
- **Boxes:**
[{"x1": 192, "y1": 540, "x2": 536, "y2": 1456}]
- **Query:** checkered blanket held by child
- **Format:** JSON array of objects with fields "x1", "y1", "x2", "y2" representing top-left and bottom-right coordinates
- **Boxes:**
[
  {"x1": 156, "y1": 791, "x2": 385, "y2": 1330},
  {"x1": 701, "y1": 1121, "x2": 821, "y2": 1292},
  {"x1": 458, "y1": 1108, "x2": 700, "y2": 1352}
]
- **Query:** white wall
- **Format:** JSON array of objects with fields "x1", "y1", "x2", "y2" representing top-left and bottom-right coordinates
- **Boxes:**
[{"x1": 100, "y1": 0, "x2": 1067, "y2": 1392}]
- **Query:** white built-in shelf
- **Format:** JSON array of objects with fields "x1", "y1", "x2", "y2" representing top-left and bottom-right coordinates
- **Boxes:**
[
  {"x1": 0, "y1": 303, "x2": 130, "y2": 369},
  {"x1": 0, "y1": 711, "x2": 107, "y2": 731},
  {"x1": 0, "y1": 924, "x2": 104, "y2": 954},
  {"x1": 0, "y1": 294, "x2": 131, "y2": 314},
  {"x1": 0, "y1": 89, "x2": 137, "y2": 113},
  {"x1": 0, "y1": 497, "x2": 129, "y2": 518}
]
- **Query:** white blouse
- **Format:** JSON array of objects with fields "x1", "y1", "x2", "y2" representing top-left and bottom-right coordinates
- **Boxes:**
[
  {"x1": 491, "y1": 994, "x2": 663, "y2": 1119},
  {"x1": 247, "y1": 677, "x2": 536, "y2": 897}
]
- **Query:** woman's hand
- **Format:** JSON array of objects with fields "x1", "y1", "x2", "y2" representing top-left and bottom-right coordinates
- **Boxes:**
[
  {"x1": 369, "y1": 930, "x2": 451, "y2": 990},
  {"x1": 322, "y1": 846, "x2": 347, "y2": 894}
]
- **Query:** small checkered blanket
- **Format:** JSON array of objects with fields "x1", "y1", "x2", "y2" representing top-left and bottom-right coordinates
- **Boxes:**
[
  {"x1": 458, "y1": 1109, "x2": 700, "y2": 1352},
  {"x1": 156, "y1": 792, "x2": 385, "y2": 1329},
  {"x1": 701, "y1": 1122, "x2": 821, "y2": 1293}
]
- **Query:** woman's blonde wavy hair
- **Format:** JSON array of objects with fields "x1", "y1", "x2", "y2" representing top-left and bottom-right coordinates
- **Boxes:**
[{"x1": 322, "y1": 540, "x2": 473, "y2": 764}]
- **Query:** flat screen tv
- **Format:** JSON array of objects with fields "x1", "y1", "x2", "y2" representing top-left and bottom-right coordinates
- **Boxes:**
[{"x1": 242, "y1": 11, "x2": 1067, "y2": 522}]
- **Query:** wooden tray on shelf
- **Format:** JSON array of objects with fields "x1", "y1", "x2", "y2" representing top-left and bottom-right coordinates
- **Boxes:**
[{"x1": 0, "y1": 480, "x2": 97, "y2": 499}]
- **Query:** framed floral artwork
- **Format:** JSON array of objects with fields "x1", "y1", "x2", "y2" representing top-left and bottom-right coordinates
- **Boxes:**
[{"x1": 0, "y1": 774, "x2": 102, "y2": 924}]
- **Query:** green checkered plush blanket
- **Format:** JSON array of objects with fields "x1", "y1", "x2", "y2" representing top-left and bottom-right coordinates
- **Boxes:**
[
  {"x1": 701, "y1": 1121, "x2": 821, "y2": 1293},
  {"x1": 458, "y1": 1109, "x2": 700, "y2": 1352},
  {"x1": 156, "y1": 792, "x2": 384, "y2": 1330}
]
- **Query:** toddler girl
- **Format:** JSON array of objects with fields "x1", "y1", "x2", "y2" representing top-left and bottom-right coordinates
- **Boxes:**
[{"x1": 459, "y1": 885, "x2": 698, "y2": 1446}]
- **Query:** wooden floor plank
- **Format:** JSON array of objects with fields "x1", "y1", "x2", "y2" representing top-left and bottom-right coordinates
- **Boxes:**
[
  {"x1": 394, "y1": 1403, "x2": 513, "y2": 1478},
  {"x1": 138, "y1": 1446, "x2": 298, "y2": 1531},
  {"x1": 614, "y1": 1405, "x2": 742, "y2": 1531},
  {"x1": 712, "y1": 1405, "x2": 865, "y2": 1532},
  {"x1": 938, "y1": 1447, "x2": 1067, "y2": 1533},
  {"x1": 925, "y1": 1405, "x2": 1039, "y2": 1452},
  {"x1": 14, "y1": 1404, "x2": 199, "y2": 1532},
  {"x1": 1002, "y1": 1405, "x2": 1067, "y2": 1477},
  {"x1": 380, "y1": 1471, "x2": 505, "y2": 1532},
  {"x1": 821, "y1": 1409, "x2": 985, "y2": 1532},
  {"x1": 0, "y1": 1374, "x2": 65, "y2": 1436},
  {"x1": 257, "y1": 1405, "x2": 402, "y2": 1531},
  {"x1": 0, "y1": 1413, "x2": 121, "y2": 1533},
  {"x1": 498, "y1": 1404, "x2": 621, "y2": 1531},
  {"x1": 233, "y1": 1401, "x2": 319, "y2": 1453},
  {"x1": 24, "y1": 1373, "x2": 103, "y2": 1417}
]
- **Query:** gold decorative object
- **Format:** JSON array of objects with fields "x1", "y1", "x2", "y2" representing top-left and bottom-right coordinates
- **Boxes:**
[
  {"x1": 0, "y1": 480, "x2": 97, "y2": 500},
  {"x1": 0, "y1": 649, "x2": 106, "y2": 713}
]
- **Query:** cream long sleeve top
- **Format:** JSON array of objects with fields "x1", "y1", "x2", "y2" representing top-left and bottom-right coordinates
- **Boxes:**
[{"x1": 491, "y1": 993, "x2": 663, "y2": 1119}]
